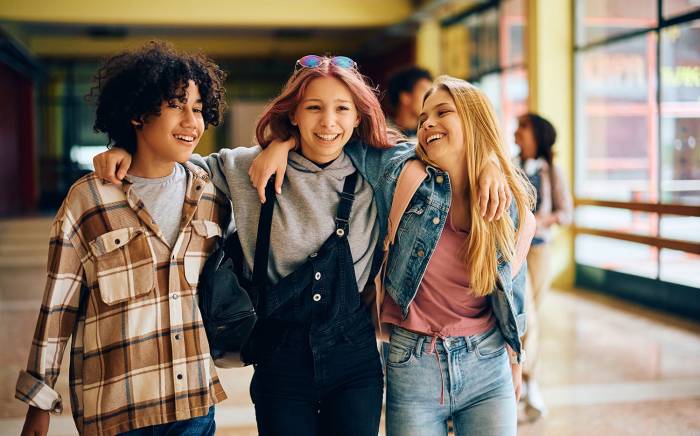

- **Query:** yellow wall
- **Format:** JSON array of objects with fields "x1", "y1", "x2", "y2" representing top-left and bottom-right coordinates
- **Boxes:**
[
  {"x1": 0, "y1": 0, "x2": 412, "y2": 27},
  {"x1": 416, "y1": 19, "x2": 442, "y2": 77},
  {"x1": 527, "y1": 0, "x2": 575, "y2": 287}
]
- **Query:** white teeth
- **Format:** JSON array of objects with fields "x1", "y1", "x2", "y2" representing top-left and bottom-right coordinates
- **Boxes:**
[
  {"x1": 174, "y1": 134, "x2": 195, "y2": 142},
  {"x1": 315, "y1": 133, "x2": 340, "y2": 141},
  {"x1": 427, "y1": 133, "x2": 444, "y2": 143}
]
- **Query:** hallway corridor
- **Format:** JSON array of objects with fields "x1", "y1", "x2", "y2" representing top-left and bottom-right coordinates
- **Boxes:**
[{"x1": 1, "y1": 217, "x2": 698, "y2": 435}]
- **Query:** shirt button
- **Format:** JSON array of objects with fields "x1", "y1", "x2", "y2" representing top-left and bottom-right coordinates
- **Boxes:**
[
  {"x1": 195, "y1": 185, "x2": 202, "y2": 191},
  {"x1": 171, "y1": 293, "x2": 179, "y2": 300},
  {"x1": 176, "y1": 373, "x2": 183, "y2": 380},
  {"x1": 436, "y1": 175, "x2": 444, "y2": 184},
  {"x1": 417, "y1": 249, "x2": 425, "y2": 257},
  {"x1": 175, "y1": 334, "x2": 181, "y2": 340},
  {"x1": 432, "y1": 217, "x2": 440, "y2": 225},
  {"x1": 114, "y1": 238, "x2": 120, "y2": 244},
  {"x1": 314, "y1": 272, "x2": 322, "y2": 280},
  {"x1": 313, "y1": 293, "x2": 322, "y2": 302}
]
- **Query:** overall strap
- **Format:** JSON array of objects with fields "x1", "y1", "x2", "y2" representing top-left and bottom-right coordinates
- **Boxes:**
[
  {"x1": 335, "y1": 171, "x2": 359, "y2": 232},
  {"x1": 252, "y1": 178, "x2": 276, "y2": 287}
]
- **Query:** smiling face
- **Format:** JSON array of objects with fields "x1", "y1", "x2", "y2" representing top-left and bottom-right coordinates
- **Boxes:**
[
  {"x1": 417, "y1": 88, "x2": 465, "y2": 167},
  {"x1": 134, "y1": 80, "x2": 205, "y2": 165},
  {"x1": 291, "y1": 76, "x2": 360, "y2": 164}
]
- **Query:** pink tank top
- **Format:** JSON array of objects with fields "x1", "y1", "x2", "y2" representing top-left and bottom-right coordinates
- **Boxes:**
[{"x1": 381, "y1": 213, "x2": 495, "y2": 338}]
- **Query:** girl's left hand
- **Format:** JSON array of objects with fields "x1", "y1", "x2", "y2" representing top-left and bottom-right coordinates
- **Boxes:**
[{"x1": 511, "y1": 362, "x2": 523, "y2": 402}]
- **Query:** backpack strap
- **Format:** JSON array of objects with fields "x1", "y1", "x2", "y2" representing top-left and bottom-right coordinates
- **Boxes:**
[
  {"x1": 252, "y1": 178, "x2": 276, "y2": 287},
  {"x1": 373, "y1": 160, "x2": 428, "y2": 339}
]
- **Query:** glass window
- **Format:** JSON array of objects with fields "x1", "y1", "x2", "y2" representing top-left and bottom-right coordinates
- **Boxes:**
[
  {"x1": 576, "y1": 205, "x2": 658, "y2": 236},
  {"x1": 576, "y1": 234, "x2": 659, "y2": 278},
  {"x1": 502, "y1": 0, "x2": 527, "y2": 66},
  {"x1": 660, "y1": 20, "x2": 700, "y2": 205},
  {"x1": 660, "y1": 215, "x2": 700, "y2": 242},
  {"x1": 663, "y1": 1, "x2": 700, "y2": 19},
  {"x1": 659, "y1": 248, "x2": 700, "y2": 287},
  {"x1": 575, "y1": 33, "x2": 658, "y2": 202},
  {"x1": 503, "y1": 67, "x2": 528, "y2": 152},
  {"x1": 465, "y1": 7, "x2": 499, "y2": 77},
  {"x1": 576, "y1": 0, "x2": 657, "y2": 46}
]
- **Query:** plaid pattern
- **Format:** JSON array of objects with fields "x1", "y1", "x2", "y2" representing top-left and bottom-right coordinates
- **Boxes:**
[{"x1": 15, "y1": 162, "x2": 230, "y2": 435}]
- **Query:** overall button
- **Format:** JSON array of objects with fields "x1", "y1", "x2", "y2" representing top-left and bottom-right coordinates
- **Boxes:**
[
  {"x1": 432, "y1": 217, "x2": 440, "y2": 225},
  {"x1": 417, "y1": 249, "x2": 425, "y2": 257},
  {"x1": 336, "y1": 228, "x2": 345, "y2": 237},
  {"x1": 314, "y1": 272, "x2": 322, "y2": 280},
  {"x1": 309, "y1": 252, "x2": 318, "y2": 258},
  {"x1": 436, "y1": 175, "x2": 444, "y2": 184},
  {"x1": 313, "y1": 293, "x2": 322, "y2": 302}
]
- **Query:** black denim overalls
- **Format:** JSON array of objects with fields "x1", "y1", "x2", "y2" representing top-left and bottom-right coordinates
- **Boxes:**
[{"x1": 248, "y1": 171, "x2": 384, "y2": 436}]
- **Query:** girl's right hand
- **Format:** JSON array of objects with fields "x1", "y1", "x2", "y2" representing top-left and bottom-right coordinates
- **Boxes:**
[
  {"x1": 248, "y1": 138, "x2": 296, "y2": 203},
  {"x1": 93, "y1": 148, "x2": 132, "y2": 185}
]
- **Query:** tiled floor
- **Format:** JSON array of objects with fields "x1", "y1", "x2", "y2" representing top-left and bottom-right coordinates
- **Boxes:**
[{"x1": 1, "y1": 217, "x2": 699, "y2": 435}]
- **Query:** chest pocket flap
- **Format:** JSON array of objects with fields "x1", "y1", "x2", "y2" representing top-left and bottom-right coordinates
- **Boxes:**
[
  {"x1": 191, "y1": 220, "x2": 223, "y2": 239},
  {"x1": 89, "y1": 227, "x2": 155, "y2": 305},
  {"x1": 185, "y1": 220, "x2": 223, "y2": 286}
]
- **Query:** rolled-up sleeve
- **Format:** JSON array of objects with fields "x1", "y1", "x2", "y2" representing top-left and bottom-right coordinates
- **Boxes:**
[{"x1": 15, "y1": 213, "x2": 85, "y2": 414}]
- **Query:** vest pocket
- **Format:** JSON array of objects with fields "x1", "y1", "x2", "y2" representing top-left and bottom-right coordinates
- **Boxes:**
[
  {"x1": 89, "y1": 227, "x2": 155, "y2": 305},
  {"x1": 184, "y1": 220, "x2": 222, "y2": 286}
]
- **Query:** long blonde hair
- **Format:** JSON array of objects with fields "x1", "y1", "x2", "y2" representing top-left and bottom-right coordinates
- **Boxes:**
[{"x1": 417, "y1": 75, "x2": 535, "y2": 297}]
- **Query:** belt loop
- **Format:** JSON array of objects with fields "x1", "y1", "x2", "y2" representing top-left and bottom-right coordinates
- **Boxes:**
[
  {"x1": 414, "y1": 335, "x2": 425, "y2": 358},
  {"x1": 466, "y1": 335, "x2": 475, "y2": 352}
]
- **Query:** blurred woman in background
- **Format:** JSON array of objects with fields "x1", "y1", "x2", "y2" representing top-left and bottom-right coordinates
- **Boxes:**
[{"x1": 514, "y1": 113, "x2": 573, "y2": 421}]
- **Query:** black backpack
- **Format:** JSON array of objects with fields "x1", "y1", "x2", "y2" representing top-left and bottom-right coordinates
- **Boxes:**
[{"x1": 197, "y1": 181, "x2": 275, "y2": 367}]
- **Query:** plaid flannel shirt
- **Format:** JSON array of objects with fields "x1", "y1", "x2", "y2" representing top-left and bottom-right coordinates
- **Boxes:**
[{"x1": 15, "y1": 162, "x2": 231, "y2": 435}]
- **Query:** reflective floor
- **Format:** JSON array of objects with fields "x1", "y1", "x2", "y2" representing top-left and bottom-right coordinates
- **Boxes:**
[{"x1": 1, "y1": 218, "x2": 699, "y2": 435}]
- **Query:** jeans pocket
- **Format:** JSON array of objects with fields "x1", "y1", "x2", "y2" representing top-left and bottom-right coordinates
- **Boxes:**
[
  {"x1": 475, "y1": 328, "x2": 506, "y2": 360},
  {"x1": 386, "y1": 340, "x2": 415, "y2": 367}
]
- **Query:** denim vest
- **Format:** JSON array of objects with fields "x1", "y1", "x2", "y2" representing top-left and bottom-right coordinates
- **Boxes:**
[{"x1": 345, "y1": 139, "x2": 527, "y2": 361}]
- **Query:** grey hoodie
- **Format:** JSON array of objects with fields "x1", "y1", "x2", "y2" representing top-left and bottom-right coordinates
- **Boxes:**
[{"x1": 190, "y1": 146, "x2": 379, "y2": 291}]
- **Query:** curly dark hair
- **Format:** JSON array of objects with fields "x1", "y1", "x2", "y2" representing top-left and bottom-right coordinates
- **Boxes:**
[{"x1": 89, "y1": 40, "x2": 227, "y2": 154}]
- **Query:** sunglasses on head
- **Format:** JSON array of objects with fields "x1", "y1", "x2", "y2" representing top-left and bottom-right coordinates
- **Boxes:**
[{"x1": 295, "y1": 55, "x2": 357, "y2": 72}]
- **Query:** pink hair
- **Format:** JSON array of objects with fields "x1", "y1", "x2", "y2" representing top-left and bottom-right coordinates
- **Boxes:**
[{"x1": 256, "y1": 58, "x2": 402, "y2": 149}]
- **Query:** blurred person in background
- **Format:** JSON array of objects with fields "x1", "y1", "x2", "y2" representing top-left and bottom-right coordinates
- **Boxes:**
[
  {"x1": 386, "y1": 66, "x2": 433, "y2": 140},
  {"x1": 514, "y1": 113, "x2": 573, "y2": 421}
]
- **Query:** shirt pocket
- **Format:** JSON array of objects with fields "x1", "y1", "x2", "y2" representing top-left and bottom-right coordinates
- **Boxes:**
[
  {"x1": 88, "y1": 227, "x2": 155, "y2": 305},
  {"x1": 184, "y1": 220, "x2": 223, "y2": 287}
]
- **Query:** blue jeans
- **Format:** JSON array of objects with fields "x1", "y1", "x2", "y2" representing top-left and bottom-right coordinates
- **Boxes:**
[
  {"x1": 118, "y1": 406, "x2": 215, "y2": 435},
  {"x1": 386, "y1": 326, "x2": 516, "y2": 436}
]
